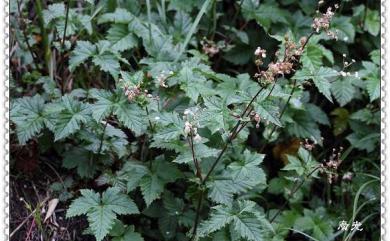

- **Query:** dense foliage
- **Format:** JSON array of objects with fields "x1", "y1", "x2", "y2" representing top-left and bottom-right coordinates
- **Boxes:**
[{"x1": 10, "y1": 0, "x2": 381, "y2": 240}]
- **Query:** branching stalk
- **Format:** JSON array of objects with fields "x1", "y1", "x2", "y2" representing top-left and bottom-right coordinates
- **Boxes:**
[{"x1": 202, "y1": 86, "x2": 265, "y2": 184}]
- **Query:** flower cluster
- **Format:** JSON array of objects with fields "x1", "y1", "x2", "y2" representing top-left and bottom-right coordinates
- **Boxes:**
[
  {"x1": 254, "y1": 35, "x2": 308, "y2": 85},
  {"x1": 183, "y1": 108, "x2": 202, "y2": 142},
  {"x1": 301, "y1": 138, "x2": 317, "y2": 151},
  {"x1": 255, "y1": 61, "x2": 294, "y2": 85},
  {"x1": 249, "y1": 111, "x2": 261, "y2": 128},
  {"x1": 339, "y1": 54, "x2": 359, "y2": 78},
  {"x1": 201, "y1": 39, "x2": 220, "y2": 57},
  {"x1": 321, "y1": 147, "x2": 344, "y2": 184},
  {"x1": 312, "y1": 5, "x2": 338, "y2": 39},
  {"x1": 254, "y1": 47, "x2": 267, "y2": 66},
  {"x1": 156, "y1": 70, "x2": 173, "y2": 88},
  {"x1": 124, "y1": 86, "x2": 141, "y2": 101}
]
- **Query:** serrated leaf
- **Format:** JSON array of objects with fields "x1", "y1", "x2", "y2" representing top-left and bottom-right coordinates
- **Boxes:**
[
  {"x1": 364, "y1": 9, "x2": 380, "y2": 36},
  {"x1": 305, "y1": 103, "x2": 330, "y2": 126},
  {"x1": 50, "y1": 96, "x2": 91, "y2": 141},
  {"x1": 69, "y1": 41, "x2": 96, "y2": 70},
  {"x1": 114, "y1": 103, "x2": 147, "y2": 136},
  {"x1": 106, "y1": 24, "x2": 138, "y2": 52},
  {"x1": 294, "y1": 67, "x2": 338, "y2": 102},
  {"x1": 98, "y1": 8, "x2": 134, "y2": 24},
  {"x1": 233, "y1": 214, "x2": 264, "y2": 241},
  {"x1": 198, "y1": 205, "x2": 233, "y2": 237},
  {"x1": 331, "y1": 77, "x2": 355, "y2": 106},
  {"x1": 11, "y1": 95, "x2": 48, "y2": 144},
  {"x1": 139, "y1": 173, "x2": 165, "y2": 206},
  {"x1": 67, "y1": 188, "x2": 139, "y2": 241}
]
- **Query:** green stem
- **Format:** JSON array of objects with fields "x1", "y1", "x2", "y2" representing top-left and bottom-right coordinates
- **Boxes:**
[{"x1": 35, "y1": 0, "x2": 51, "y2": 72}]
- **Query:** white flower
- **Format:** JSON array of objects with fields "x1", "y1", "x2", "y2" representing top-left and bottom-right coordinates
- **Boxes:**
[
  {"x1": 184, "y1": 121, "x2": 192, "y2": 135},
  {"x1": 340, "y1": 71, "x2": 347, "y2": 77},
  {"x1": 342, "y1": 53, "x2": 347, "y2": 58},
  {"x1": 154, "y1": 116, "x2": 160, "y2": 121},
  {"x1": 355, "y1": 72, "x2": 359, "y2": 78},
  {"x1": 193, "y1": 134, "x2": 202, "y2": 142},
  {"x1": 184, "y1": 109, "x2": 192, "y2": 115}
]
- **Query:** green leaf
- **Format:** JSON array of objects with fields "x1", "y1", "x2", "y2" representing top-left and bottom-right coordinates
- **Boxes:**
[
  {"x1": 305, "y1": 103, "x2": 330, "y2": 126},
  {"x1": 233, "y1": 214, "x2": 264, "y2": 241},
  {"x1": 114, "y1": 103, "x2": 147, "y2": 136},
  {"x1": 331, "y1": 16, "x2": 355, "y2": 42},
  {"x1": 106, "y1": 24, "x2": 138, "y2": 52},
  {"x1": 92, "y1": 53, "x2": 121, "y2": 79},
  {"x1": 287, "y1": 110, "x2": 322, "y2": 142},
  {"x1": 69, "y1": 41, "x2": 96, "y2": 70},
  {"x1": 331, "y1": 77, "x2": 355, "y2": 106},
  {"x1": 283, "y1": 155, "x2": 305, "y2": 176},
  {"x1": 67, "y1": 188, "x2": 139, "y2": 241},
  {"x1": 198, "y1": 200, "x2": 270, "y2": 240},
  {"x1": 62, "y1": 147, "x2": 97, "y2": 178},
  {"x1": 112, "y1": 225, "x2": 144, "y2": 241},
  {"x1": 198, "y1": 205, "x2": 234, "y2": 237},
  {"x1": 365, "y1": 75, "x2": 380, "y2": 102},
  {"x1": 49, "y1": 95, "x2": 91, "y2": 141},
  {"x1": 243, "y1": 2, "x2": 288, "y2": 30},
  {"x1": 11, "y1": 95, "x2": 48, "y2": 144},
  {"x1": 42, "y1": 3, "x2": 65, "y2": 24},
  {"x1": 98, "y1": 8, "x2": 134, "y2": 24},
  {"x1": 139, "y1": 173, "x2": 165, "y2": 206},
  {"x1": 294, "y1": 67, "x2": 338, "y2": 102},
  {"x1": 364, "y1": 9, "x2": 380, "y2": 36}
]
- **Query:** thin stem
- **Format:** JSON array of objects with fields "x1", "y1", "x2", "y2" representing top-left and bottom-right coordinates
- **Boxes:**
[
  {"x1": 269, "y1": 165, "x2": 322, "y2": 222},
  {"x1": 144, "y1": 106, "x2": 154, "y2": 167},
  {"x1": 188, "y1": 133, "x2": 203, "y2": 181},
  {"x1": 16, "y1": 0, "x2": 40, "y2": 70},
  {"x1": 190, "y1": 190, "x2": 204, "y2": 240},
  {"x1": 259, "y1": 78, "x2": 297, "y2": 152},
  {"x1": 35, "y1": 0, "x2": 51, "y2": 72},
  {"x1": 145, "y1": 106, "x2": 154, "y2": 132},
  {"x1": 146, "y1": 0, "x2": 152, "y2": 45},
  {"x1": 61, "y1": 0, "x2": 71, "y2": 50},
  {"x1": 202, "y1": 86, "x2": 265, "y2": 184},
  {"x1": 96, "y1": 115, "x2": 111, "y2": 159}
]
